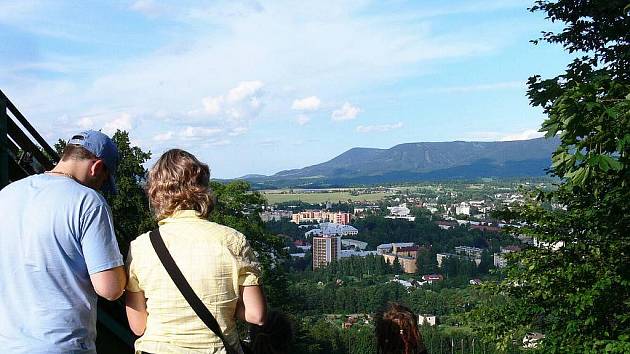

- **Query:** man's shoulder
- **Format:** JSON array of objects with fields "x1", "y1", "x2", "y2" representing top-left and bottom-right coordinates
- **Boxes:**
[
  {"x1": 0, "y1": 175, "x2": 105, "y2": 208},
  {"x1": 49, "y1": 176, "x2": 109, "y2": 210},
  {"x1": 6, "y1": 174, "x2": 106, "y2": 202},
  {"x1": 0, "y1": 174, "x2": 34, "y2": 194}
]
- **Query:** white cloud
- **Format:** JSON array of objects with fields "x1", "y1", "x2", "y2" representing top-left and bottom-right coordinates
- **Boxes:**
[
  {"x1": 179, "y1": 126, "x2": 223, "y2": 139},
  {"x1": 296, "y1": 114, "x2": 310, "y2": 126},
  {"x1": 103, "y1": 113, "x2": 134, "y2": 135},
  {"x1": 292, "y1": 96, "x2": 321, "y2": 111},
  {"x1": 196, "y1": 81, "x2": 265, "y2": 128},
  {"x1": 0, "y1": 0, "x2": 538, "y2": 178},
  {"x1": 499, "y1": 129, "x2": 544, "y2": 141},
  {"x1": 59, "y1": 0, "x2": 497, "y2": 128},
  {"x1": 464, "y1": 129, "x2": 545, "y2": 141},
  {"x1": 331, "y1": 102, "x2": 361, "y2": 121},
  {"x1": 77, "y1": 116, "x2": 94, "y2": 129},
  {"x1": 202, "y1": 96, "x2": 223, "y2": 115},
  {"x1": 208, "y1": 139, "x2": 231, "y2": 146},
  {"x1": 153, "y1": 131, "x2": 174, "y2": 141},
  {"x1": 228, "y1": 127, "x2": 248, "y2": 136},
  {"x1": 130, "y1": 0, "x2": 163, "y2": 17},
  {"x1": 226, "y1": 81, "x2": 264, "y2": 103},
  {"x1": 356, "y1": 122, "x2": 403, "y2": 133}
]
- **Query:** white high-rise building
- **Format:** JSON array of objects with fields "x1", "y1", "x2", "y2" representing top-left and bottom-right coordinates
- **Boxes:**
[{"x1": 312, "y1": 236, "x2": 341, "y2": 269}]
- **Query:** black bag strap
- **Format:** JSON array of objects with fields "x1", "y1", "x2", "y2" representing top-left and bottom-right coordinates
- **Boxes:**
[{"x1": 149, "y1": 229, "x2": 239, "y2": 354}]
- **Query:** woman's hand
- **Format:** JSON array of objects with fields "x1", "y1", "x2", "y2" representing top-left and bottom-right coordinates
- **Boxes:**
[{"x1": 125, "y1": 291, "x2": 148, "y2": 336}]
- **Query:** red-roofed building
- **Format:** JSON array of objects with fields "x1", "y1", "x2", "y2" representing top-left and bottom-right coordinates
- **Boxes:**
[
  {"x1": 393, "y1": 245, "x2": 420, "y2": 259},
  {"x1": 422, "y1": 274, "x2": 444, "y2": 282}
]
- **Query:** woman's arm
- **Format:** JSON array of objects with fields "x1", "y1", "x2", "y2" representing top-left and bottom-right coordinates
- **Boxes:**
[
  {"x1": 236, "y1": 285, "x2": 267, "y2": 326},
  {"x1": 125, "y1": 291, "x2": 148, "y2": 336}
]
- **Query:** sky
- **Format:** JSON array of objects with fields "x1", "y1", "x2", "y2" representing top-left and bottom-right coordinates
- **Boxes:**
[{"x1": 0, "y1": 0, "x2": 572, "y2": 178}]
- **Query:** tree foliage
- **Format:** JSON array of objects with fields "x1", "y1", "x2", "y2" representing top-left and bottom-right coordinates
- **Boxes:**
[
  {"x1": 313, "y1": 255, "x2": 395, "y2": 280},
  {"x1": 105, "y1": 131, "x2": 156, "y2": 254},
  {"x1": 472, "y1": 1, "x2": 630, "y2": 353}
]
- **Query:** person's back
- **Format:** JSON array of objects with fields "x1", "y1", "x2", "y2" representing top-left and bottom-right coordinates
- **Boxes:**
[
  {"x1": 0, "y1": 130, "x2": 125, "y2": 353},
  {"x1": 125, "y1": 148, "x2": 267, "y2": 354},
  {"x1": 127, "y1": 215, "x2": 258, "y2": 352},
  {"x1": 0, "y1": 175, "x2": 121, "y2": 352}
]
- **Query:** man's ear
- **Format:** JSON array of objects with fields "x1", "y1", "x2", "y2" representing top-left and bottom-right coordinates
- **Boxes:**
[{"x1": 90, "y1": 159, "x2": 107, "y2": 177}]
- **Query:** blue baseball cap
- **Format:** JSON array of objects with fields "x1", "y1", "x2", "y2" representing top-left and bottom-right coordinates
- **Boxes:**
[{"x1": 67, "y1": 130, "x2": 120, "y2": 194}]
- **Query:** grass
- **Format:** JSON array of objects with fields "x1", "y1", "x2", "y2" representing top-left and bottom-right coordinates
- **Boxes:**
[
  {"x1": 263, "y1": 191, "x2": 394, "y2": 204},
  {"x1": 440, "y1": 325, "x2": 474, "y2": 336}
]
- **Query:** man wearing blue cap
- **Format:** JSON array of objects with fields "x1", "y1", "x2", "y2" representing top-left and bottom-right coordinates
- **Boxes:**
[{"x1": 0, "y1": 130, "x2": 127, "y2": 353}]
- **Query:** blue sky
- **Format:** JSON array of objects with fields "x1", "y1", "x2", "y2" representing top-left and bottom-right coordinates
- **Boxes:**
[{"x1": 1, "y1": 0, "x2": 571, "y2": 178}]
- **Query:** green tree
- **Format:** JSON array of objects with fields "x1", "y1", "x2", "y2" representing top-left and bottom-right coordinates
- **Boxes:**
[
  {"x1": 416, "y1": 248, "x2": 438, "y2": 275},
  {"x1": 53, "y1": 139, "x2": 66, "y2": 156},
  {"x1": 476, "y1": 250, "x2": 494, "y2": 275},
  {"x1": 105, "y1": 131, "x2": 155, "y2": 252},
  {"x1": 392, "y1": 256, "x2": 403, "y2": 274},
  {"x1": 345, "y1": 325, "x2": 376, "y2": 354},
  {"x1": 472, "y1": 1, "x2": 630, "y2": 352}
]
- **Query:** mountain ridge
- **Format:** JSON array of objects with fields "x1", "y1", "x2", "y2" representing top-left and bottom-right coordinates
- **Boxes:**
[{"x1": 240, "y1": 137, "x2": 559, "y2": 187}]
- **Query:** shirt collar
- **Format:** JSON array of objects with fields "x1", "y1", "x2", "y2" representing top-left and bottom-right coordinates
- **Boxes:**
[{"x1": 158, "y1": 210, "x2": 204, "y2": 225}]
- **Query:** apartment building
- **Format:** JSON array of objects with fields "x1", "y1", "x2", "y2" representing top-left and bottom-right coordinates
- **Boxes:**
[
  {"x1": 291, "y1": 210, "x2": 352, "y2": 225},
  {"x1": 312, "y1": 235, "x2": 341, "y2": 269},
  {"x1": 381, "y1": 244, "x2": 420, "y2": 274}
]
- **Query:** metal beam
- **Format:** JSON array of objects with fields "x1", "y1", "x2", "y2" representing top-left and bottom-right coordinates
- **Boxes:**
[
  {"x1": 0, "y1": 95, "x2": 8, "y2": 189},
  {"x1": 0, "y1": 90, "x2": 59, "y2": 162}
]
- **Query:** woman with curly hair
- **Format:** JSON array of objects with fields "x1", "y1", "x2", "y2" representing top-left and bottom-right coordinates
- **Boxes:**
[
  {"x1": 125, "y1": 149, "x2": 267, "y2": 354},
  {"x1": 375, "y1": 303, "x2": 428, "y2": 354}
]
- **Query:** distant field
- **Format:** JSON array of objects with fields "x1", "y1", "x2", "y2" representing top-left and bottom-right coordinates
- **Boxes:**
[{"x1": 263, "y1": 191, "x2": 394, "y2": 204}]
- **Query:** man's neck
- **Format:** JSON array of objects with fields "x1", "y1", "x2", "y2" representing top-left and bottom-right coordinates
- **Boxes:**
[{"x1": 50, "y1": 161, "x2": 92, "y2": 188}]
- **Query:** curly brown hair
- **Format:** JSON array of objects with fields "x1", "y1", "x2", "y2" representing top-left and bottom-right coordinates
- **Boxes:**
[
  {"x1": 146, "y1": 149, "x2": 214, "y2": 220},
  {"x1": 375, "y1": 303, "x2": 427, "y2": 354}
]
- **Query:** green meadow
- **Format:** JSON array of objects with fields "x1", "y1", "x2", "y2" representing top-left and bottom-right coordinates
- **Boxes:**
[{"x1": 262, "y1": 190, "x2": 394, "y2": 204}]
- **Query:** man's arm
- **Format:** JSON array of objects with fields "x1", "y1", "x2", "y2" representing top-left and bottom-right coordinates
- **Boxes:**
[
  {"x1": 125, "y1": 291, "x2": 148, "y2": 336},
  {"x1": 236, "y1": 285, "x2": 267, "y2": 326},
  {"x1": 90, "y1": 266, "x2": 126, "y2": 301}
]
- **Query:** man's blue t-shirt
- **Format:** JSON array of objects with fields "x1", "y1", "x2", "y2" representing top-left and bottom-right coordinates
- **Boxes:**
[{"x1": 0, "y1": 174, "x2": 124, "y2": 353}]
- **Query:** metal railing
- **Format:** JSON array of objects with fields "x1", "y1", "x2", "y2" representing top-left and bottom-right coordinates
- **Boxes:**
[{"x1": 0, "y1": 93, "x2": 7, "y2": 189}]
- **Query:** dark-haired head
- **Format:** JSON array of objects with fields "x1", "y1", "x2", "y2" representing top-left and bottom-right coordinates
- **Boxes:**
[
  {"x1": 249, "y1": 310, "x2": 293, "y2": 354},
  {"x1": 375, "y1": 303, "x2": 427, "y2": 354}
]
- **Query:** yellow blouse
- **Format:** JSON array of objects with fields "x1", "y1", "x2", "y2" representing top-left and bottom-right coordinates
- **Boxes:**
[{"x1": 126, "y1": 210, "x2": 261, "y2": 354}]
